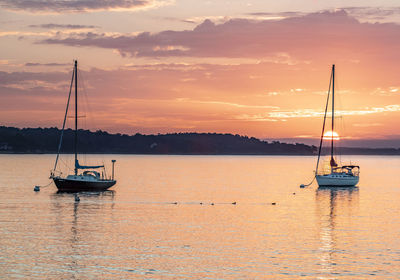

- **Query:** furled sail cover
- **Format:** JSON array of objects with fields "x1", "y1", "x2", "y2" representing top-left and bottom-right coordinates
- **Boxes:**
[{"x1": 75, "y1": 159, "x2": 104, "y2": 169}]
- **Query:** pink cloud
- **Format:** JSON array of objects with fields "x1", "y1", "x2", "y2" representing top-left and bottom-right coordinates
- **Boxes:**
[{"x1": 39, "y1": 10, "x2": 400, "y2": 63}]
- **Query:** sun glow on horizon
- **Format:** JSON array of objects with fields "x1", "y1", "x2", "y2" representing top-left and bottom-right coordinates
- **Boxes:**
[{"x1": 323, "y1": 131, "x2": 340, "y2": 140}]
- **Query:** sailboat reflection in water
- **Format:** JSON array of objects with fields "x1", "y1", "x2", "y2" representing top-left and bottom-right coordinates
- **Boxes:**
[
  {"x1": 50, "y1": 60, "x2": 117, "y2": 192},
  {"x1": 315, "y1": 186, "x2": 359, "y2": 275}
]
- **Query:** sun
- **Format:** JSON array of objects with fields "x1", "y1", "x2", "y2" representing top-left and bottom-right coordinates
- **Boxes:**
[{"x1": 323, "y1": 131, "x2": 340, "y2": 140}]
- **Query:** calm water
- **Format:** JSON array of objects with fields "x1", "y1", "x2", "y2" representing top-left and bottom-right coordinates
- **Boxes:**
[{"x1": 1, "y1": 155, "x2": 400, "y2": 279}]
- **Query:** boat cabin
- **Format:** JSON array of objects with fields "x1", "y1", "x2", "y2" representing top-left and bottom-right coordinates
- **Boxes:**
[
  {"x1": 332, "y1": 165, "x2": 360, "y2": 176},
  {"x1": 66, "y1": 171, "x2": 102, "y2": 181}
]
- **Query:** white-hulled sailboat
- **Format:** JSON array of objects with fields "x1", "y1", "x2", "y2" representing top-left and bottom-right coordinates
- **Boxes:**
[
  {"x1": 50, "y1": 60, "x2": 116, "y2": 192},
  {"x1": 314, "y1": 65, "x2": 360, "y2": 187}
]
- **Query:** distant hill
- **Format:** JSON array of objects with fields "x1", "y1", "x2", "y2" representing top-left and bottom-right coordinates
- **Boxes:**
[
  {"x1": 1, "y1": 126, "x2": 398, "y2": 155},
  {"x1": 0, "y1": 126, "x2": 316, "y2": 155},
  {"x1": 322, "y1": 147, "x2": 400, "y2": 156}
]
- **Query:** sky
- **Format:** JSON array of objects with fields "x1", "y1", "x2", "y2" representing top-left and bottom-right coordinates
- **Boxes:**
[{"x1": 0, "y1": 0, "x2": 399, "y2": 147}]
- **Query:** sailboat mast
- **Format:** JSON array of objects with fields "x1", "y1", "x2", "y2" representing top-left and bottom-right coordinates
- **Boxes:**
[
  {"x1": 331, "y1": 64, "x2": 335, "y2": 165},
  {"x1": 74, "y1": 60, "x2": 78, "y2": 175}
]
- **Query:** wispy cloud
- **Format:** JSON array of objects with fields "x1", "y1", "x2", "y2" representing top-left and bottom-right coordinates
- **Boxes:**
[
  {"x1": 352, "y1": 123, "x2": 383, "y2": 127},
  {"x1": 0, "y1": 31, "x2": 54, "y2": 37},
  {"x1": 235, "y1": 114, "x2": 279, "y2": 122},
  {"x1": 175, "y1": 98, "x2": 279, "y2": 110},
  {"x1": 245, "y1": 11, "x2": 304, "y2": 20},
  {"x1": 246, "y1": 11, "x2": 304, "y2": 17},
  {"x1": 0, "y1": 0, "x2": 173, "y2": 13},
  {"x1": 159, "y1": 16, "x2": 197, "y2": 25},
  {"x1": 268, "y1": 105, "x2": 400, "y2": 119},
  {"x1": 0, "y1": 70, "x2": 66, "y2": 86},
  {"x1": 29, "y1": 23, "x2": 98, "y2": 30},
  {"x1": 233, "y1": 105, "x2": 400, "y2": 123},
  {"x1": 246, "y1": 7, "x2": 400, "y2": 23},
  {"x1": 25, "y1": 62, "x2": 69, "y2": 67},
  {"x1": 371, "y1": 87, "x2": 399, "y2": 96},
  {"x1": 343, "y1": 6, "x2": 400, "y2": 22}
]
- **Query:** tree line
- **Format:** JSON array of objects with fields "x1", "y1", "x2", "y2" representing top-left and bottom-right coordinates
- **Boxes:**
[{"x1": 0, "y1": 126, "x2": 316, "y2": 155}]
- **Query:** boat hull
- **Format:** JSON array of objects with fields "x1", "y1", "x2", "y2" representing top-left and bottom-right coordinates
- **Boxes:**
[
  {"x1": 316, "y1": 175, "x2": 359, "y2": 187},
  {"x1": 53, "y1": 177, "x2": 116, "y2": 192}
]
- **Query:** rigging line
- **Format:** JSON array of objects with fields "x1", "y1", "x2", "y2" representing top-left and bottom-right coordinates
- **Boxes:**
[
  {"x1": 78, "y1": 69, "x2": 91, "y2": 163},
  {"x1": 300, "y1": 67, "x2": 333, "y2": 189},
  {"x1": 74, "y1": 60, "x2": 78, "y2": 175},
  {"x1": 302, "y1": 176, "x2": 316, "y2": 188},
  {"x1": 79, "y1": 69, "x2": 96, "y2": 131},
  {"x1": 79, "y1": 67, "x2": 106, "y2": 167},
  {"x1": 335, "y1": 75, "x2": 345, "y2": 162},
  {"x1": 52, "y1": 67, "x2": 74, "y2": 174},
  {"x1": 315, "y1": 68, "x2": 333, "y2": 176},
  {"x1": 38, "y1": 180, "x2": 54, "y2": 189},
  {"x1": 331, "y1": 65, "x2": 335, "y2": 163},
  {"x1": 59, "y1": 156, "x2": 70, "y2": 171}
]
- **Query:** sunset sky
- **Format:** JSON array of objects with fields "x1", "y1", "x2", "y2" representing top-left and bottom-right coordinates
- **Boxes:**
[{"x1": 1, "y1": 1, "x2": 399, "y2": 146}]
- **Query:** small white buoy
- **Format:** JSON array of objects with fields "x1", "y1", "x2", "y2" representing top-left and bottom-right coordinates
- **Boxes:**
[
  {"x1": 300, "y1": 184, "x2": 305, "y2": 188},
  {"x1": 74, "y1": 194, "x2": 80, "y2": 202},
  {"x1": 34, "y1": 186, "x2": 40, "y2": 192}
]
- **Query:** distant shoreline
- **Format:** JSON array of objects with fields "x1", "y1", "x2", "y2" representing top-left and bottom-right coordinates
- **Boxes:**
[
  {"x1": 1, "y1": 126, "x2": 399, "y2": 155},
  {"x1": 1, "y1": 152, "x2": 399, "y2": 156}
]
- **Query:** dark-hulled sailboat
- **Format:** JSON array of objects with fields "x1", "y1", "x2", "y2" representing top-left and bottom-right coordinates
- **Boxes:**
[{"x1": 50, "y1": 60, "x2": 116, "y2": 192}]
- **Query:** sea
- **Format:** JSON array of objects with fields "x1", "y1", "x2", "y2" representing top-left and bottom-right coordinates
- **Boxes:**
[{"x1": 1, "y1": 154, "x2": 399, "y2": 279}]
